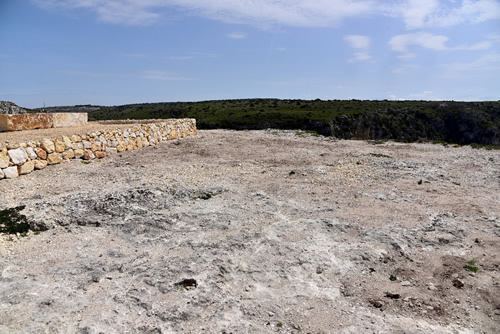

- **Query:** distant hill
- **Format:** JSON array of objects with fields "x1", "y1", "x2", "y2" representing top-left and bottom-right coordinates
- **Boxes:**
[{"x1": 33, "y1": 99, "x2": 500, "y2": 146}]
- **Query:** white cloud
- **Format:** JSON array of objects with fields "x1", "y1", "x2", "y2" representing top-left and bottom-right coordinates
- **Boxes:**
[
  {"x1": 344, "y1": 35, "x2": 372, "y2": 62},
  {"x1": 227, "y1": 32, "x2": 246, "y2": 40},
  {"x1": 389, "y1": 32, "x2": 493, "y2": 58},
  {"x1": 389, "y1": 32, "x2": 448, "y2": 58},
  {"x1": 349, "y1": 52, "x2": 372, "y2": 62},
  {"x1": 34, "y1": 0, "x2": 376, "y2": 26},
  {"x1": 344, "y1": 35, "x2": 371, "y2": 49},
  {"x1": 34, "y1": 0, "x2": 500, "y2": 29},
  {"x1": 387, "y1": 0, "x2": 500, "y2": 30}
]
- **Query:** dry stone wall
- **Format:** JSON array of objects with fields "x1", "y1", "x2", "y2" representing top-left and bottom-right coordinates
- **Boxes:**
[{"x1": 0, "y1": 119, "x2": 197, "y2": 180}]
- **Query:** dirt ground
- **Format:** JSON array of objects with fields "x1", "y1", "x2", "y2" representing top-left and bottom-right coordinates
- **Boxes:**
[{"x1": 0, "y1": 129, "x2": 499, "y2": 333}]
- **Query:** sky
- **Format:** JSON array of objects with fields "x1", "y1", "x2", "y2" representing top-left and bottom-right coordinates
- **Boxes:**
[{"x1": 0, "y1": 0, "x2": 499, "y2": 108}]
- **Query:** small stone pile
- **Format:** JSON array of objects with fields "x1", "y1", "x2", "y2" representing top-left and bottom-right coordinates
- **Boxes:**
[
  {"x1": 0, "y1": 101, "x2": 27, "y2": 115},
  {"x1": 0, "y1": 119, "x2": 197, "y2": 180}
]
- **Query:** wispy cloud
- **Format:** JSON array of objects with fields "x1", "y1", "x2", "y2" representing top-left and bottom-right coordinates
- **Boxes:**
[
  {"x1": 389, "y1": 32, "x2": 448, "y2": 58},
  {"x1": 34, "y1": 0, "x2": 500, "y2": 29},
  {"x1": 344, "y1": 35, "x2": 372, "y2": 62},
  {"x1": 227, "y1": 32, "x2": 246, "y2": 40},
  {"x1": 34, "y1": 0, "x2": 376, "y2": 27},
  {"x1": 389, "y1": 32, "x2": 491, "y2": 58},
  {"x1": 140, "y1": 70, "x2": 194, "y2": 81},
  {"x1": 439, "y1": 53, "x2": 500, "y2": 75},
  {"x1": 386, "y1": 0, "x2": 500, "y2": 30}
]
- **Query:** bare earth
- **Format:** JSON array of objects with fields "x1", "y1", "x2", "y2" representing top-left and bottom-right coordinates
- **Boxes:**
[{"x1": 0, "y1": 129, "x2": 499, "y2": 334}]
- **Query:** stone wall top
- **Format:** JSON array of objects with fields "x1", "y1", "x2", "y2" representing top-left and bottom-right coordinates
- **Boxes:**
[{"x1": 0, "y1": 113, "x2": 88, "y2": 132}]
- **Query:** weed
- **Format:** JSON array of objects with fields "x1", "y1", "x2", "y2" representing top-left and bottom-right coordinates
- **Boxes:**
[
  {"x1": 289, "y1": 170, "x2": 296, "y2": 176},
  {"x1": 464, "y1": 260, "x2": 479, "y2": 273},
  {"x1": 276, "y1": 323, "x2": 283, "y2": 328},
  {"x1": 81, "y1": 160, "x2": 90, "y2": 164},
  {"x1": 389, "y1": 274, "x2": 397, "y2": 281}
]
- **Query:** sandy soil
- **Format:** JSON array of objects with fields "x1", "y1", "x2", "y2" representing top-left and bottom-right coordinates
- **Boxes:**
[{"x1": 0, "y1": 129, "x2": 499, "y2": 333}]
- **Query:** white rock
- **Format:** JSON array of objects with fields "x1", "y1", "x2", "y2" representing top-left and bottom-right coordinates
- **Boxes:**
[
  {"x1": 3, "y1": 166, "x2": 19, "y2": 178},
  {"x1": 8, "y1": 148, "x2": 28, "y2": 165},
  {"x1": 26, "y1": 147, "x2": 38, "y2": 160},
  {"x1": 0, "y1": 168, "x2": 4, "y2": 179}
]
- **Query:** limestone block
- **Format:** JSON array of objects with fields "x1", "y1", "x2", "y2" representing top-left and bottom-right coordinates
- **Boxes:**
[
  {"x1": 6, "y1": 142, "x2": 20, "y2": 149},
  {"x1": 95, "y1": 151, "x2": 106, "y2": 159},
  {"x1": 71, "y1": 142, "x2": 83, "y2": 150},
  {"x1": 26, "y1": 147, "x2": 37, "y2": 160},
  {"x1": 74, "y1": 149, "x2": 84, "y2": 159},
  {"x1": 55, "y1": 140, "x2": 65, "y2": 153},
  {"x1": 18, "y1": 160, "x2": 35, "y2": 175},
  {"x1": 47, "y1": 153, "x2": 62, "y2": 165},
  {"x1": 91, "y1": 143, "x2": 101, "y2": 152},
  {"x1": 117, "y1": 143, "x2": 126, "y2": 152},
  {"x1": 136, "y1": 138, "x2": 143, "y2": 149},
  {"x1": 0, "y1": 151, "x2": 9, "y2": 168},
  {"x1": 0, "y1": 113, "x2": 53, "y2": 131},
  {"x1": 34, "y1": 160, "x2": 48, "y2": 170},
  {"x1": 35, "y1": 148, "x2": 47, "y2": 160},
  {"x1": 82, "y1": 140, "x2": 92, "y2": 149},
  {"x1": 107, "y1": 148, "x2": 117, "y2": 155},
  {"x1": 41, "y1": 139, "x2": 55, "y2": 153},
  {"x1": 3, "y1": 166, "x2": 18, "y2": 178},
  {"x1": 83, "y1": 149, "x2": 95, "y2": 160},
  {"x1": 0, "y1": 168, "x2": 3, "y2": 179},
  {"x1": 62, "y1": 136, "x2": 72, "y2": 149},
  {"x1": 71, "y1": 135, "x2": 82, "y2": 142},
  {"x1": 8, "y1": 148, "x2": 28, "y2": 165},
  {"x1": 62, "y1": 149, "x2": 75, "y2": 160},
  {"x1": 52, "y1": 113, "x2": 88, "y2": 128}
]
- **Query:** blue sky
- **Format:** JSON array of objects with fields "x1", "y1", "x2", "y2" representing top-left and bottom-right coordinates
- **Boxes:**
[{"x1": 1, "y1": 0, "x2": 499, "y2": 108}]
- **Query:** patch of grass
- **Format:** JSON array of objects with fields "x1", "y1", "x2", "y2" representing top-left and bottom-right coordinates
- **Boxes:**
[
  {"x1": 0, "y1": 206, "x2": 30, "y2": 234},
  {"x1": 470, "y1": 143, "x2": 500, "y2": 150},
  {"x1": 276, "y1": 322, "x2": 283, "y2": 328},
  {"x1": 389, "y1": 274, "x2": 397, "y2": 281},
  {"x1": 464, "y1": 260, "x2": 479, "y2": 273}
]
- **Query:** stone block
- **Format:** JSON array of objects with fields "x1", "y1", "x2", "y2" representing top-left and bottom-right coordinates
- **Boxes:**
[
  {"x1": 34, "y1": 160, "x2": 48, "y2": 170},
  {"x1": 3, "y1": 166, "x2": 18, "y2": 178},
  {"x1": 41, "y1": 139, "x2": 55, "y2": 153},
  {"x1": 0, "y1": 113, "x2": 53, "y2": 131},
  {"x1": 8, "y1": 148, "x2": 28, "y2": 165},
  {"x1": 18, "y1": 160, "x2": 35, "y2": 175},
  {"x1": 52, "y1": 113, "x2": 88, "y2": 128},
  {"x1": 35, "y1": 148, "x2": 47, "y2": 160},
  {"x1": 47, "y1": 153, "x2": 62, "y2": 165},
  {"x1": 74, "y1": 149, "x2": 85, "y2": 159},
  {"x1": 0, "y1": 151, "x2": 9, "y2": 168},
  {"x1": 62, "y1": 149, "x2": 75, "y2": 160}
]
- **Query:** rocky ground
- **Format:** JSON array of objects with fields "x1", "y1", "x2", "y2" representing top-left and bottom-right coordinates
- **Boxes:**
[{"x1": 0, "y1": 129, "x2": 499, "y2": 334}]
